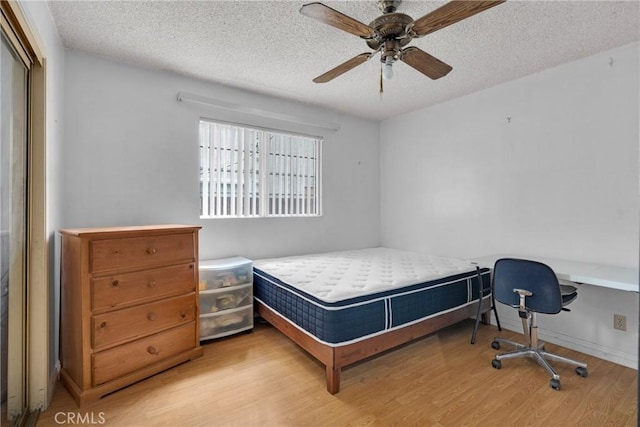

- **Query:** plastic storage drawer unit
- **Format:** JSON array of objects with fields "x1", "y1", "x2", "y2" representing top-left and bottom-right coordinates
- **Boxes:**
[{"x1": 199, "y1": 257, "x2": 253, "y2": 340}]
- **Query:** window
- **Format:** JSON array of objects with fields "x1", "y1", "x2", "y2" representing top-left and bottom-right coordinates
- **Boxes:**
[{"x1": 200, "y1": 120, "x2": 322, "y2": 218}]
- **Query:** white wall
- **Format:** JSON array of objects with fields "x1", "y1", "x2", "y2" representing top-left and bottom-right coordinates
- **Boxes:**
[
  {"x1": 380, "y1": 42, "x2": 639, "y2": 368},
  {"x1": 62, "y1": 52, "x2": 381, "y2": 261}
]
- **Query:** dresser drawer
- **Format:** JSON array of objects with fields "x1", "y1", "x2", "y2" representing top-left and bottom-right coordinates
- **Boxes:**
[
  {"x1": 90, "y1": 233, "x2": 195, "y2": 273},
  {"x1": 91, "y1": 263, "x2": 196, "y2": 312},
  {"x1": 92, "y1": 322, "x2": 196, "y2": 386},
  {"x1": 92, "y1": 295, "x2": 196, "y2": 350}
]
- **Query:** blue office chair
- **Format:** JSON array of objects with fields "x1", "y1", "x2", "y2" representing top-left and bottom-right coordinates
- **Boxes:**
[{"x1": 490, "y1": 258, "x2": 588, "y2": 390}]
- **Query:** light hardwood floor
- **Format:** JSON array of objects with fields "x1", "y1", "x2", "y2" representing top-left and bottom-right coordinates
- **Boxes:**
[{"x1": 38, "y1": 319, "x2": 637, "y2": 426}]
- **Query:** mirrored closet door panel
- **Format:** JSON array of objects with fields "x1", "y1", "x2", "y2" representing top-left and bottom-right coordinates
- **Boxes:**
[{"x1": 0, "y1": 28, "x2": 28, "y2": 423}]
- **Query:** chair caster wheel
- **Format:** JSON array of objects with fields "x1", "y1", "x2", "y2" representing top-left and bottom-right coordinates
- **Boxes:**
[
  {"x1": 491, "y1": 359, "x2": 502, "y2": 369},
  {"x1": 550, "y1": 379, "x2": 561, "y2": 390},
  {"x1": 575, "y1": 367, "x2": 588, "y2": 377},
  {"x1": 491, "y1": 341, "x2": 500, "y2": 350}
]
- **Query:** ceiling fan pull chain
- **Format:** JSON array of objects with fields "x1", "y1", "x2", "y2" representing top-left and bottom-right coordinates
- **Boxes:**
[{"x1": 379, "y1": 66, "x2": 384, "y2": 95}]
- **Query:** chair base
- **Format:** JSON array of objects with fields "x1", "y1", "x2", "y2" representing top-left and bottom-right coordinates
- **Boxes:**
[{"x1": 491, "y1": 337, "x2": 588, "y2": 390}]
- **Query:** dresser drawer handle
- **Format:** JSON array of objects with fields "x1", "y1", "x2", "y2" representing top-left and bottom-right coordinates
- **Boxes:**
[
  {"x1": 147, "y1": 248, "x2": 157, "y2": 255},
  {"x1": 147, "y1": 346, "x2": 158, "y2": 355},
  {"x1": 111, "y1": 280, "x2": 119, "y2": 287},
  {"x1": 147, "y1": 280, "x2": 157, "y2": 288},
  {"x1": 147, "y1": 312, "x2": 156, "y2": 321},
  {"x1": 180, "y1": 312, "x2": 186, "y2": 320},
  {"x1": 100, "y1": 321, "x2": 107, "y2": 328}
]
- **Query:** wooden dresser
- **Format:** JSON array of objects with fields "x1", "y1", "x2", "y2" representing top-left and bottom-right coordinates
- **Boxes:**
[{"x1": 59, "y1": 224, "x2": 203, "y2": 406}]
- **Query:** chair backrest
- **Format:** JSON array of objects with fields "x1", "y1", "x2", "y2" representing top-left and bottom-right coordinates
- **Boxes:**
[{"x1": 492, "y1": 258, "x2": 563, "y2": 314}]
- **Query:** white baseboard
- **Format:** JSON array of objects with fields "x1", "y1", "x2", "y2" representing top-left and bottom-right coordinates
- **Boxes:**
[{"x1": 496, "y1": 319, "x2": 638, "y2": 370}]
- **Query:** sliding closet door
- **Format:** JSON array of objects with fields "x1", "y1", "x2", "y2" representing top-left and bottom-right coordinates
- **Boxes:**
[{"x1": 0, "y1": 28, "x2": 28, "y2": 422}]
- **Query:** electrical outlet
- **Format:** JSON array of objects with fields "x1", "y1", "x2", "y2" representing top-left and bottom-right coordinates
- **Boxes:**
[{"x1": 613, "y1": 314, "x2": 627, "y2": 331}]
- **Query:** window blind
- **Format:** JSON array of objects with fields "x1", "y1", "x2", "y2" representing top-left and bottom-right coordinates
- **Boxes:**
[{"x1": 200, "y1": 120, "x2": 321, "y2": 218}]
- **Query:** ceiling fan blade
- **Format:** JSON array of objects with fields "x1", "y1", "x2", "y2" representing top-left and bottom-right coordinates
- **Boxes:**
[
  {"x1": 313, "y1": 52, "x2": 373, "y2": 83},
  {"x1": 400, "y1": 47, "x2": 452, "y2": 80},
  {"x1": 300, "y1": 2, "x2": 376, "y2": 39},
  {"x1": 409, "y1": 0, "x2": 506, "y2": 37}
]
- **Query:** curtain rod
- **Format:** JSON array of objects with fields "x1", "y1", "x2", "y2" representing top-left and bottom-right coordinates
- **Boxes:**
[{"x1": 176, "y1": 92, "x2": 340, "y2": 132}]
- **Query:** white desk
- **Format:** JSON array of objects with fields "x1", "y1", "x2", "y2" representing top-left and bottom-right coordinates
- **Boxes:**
[{"x1": 472, "y1": 255, "x2": 639, "y2": 293}]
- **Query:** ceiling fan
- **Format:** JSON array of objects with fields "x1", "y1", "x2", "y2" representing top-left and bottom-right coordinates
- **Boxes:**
[{"x1": 300, "y1": 0, "x2": 505, "y2": 84}]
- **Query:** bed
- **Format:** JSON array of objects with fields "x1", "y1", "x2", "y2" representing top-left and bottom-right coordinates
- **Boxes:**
[{"x1": 253, "y1": 247, "x2": 492, "y2": 394}]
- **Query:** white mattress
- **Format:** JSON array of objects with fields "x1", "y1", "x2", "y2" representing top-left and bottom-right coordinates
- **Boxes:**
[{"x1": 253, "y1": 247, "x2": 476, "y2": 303}]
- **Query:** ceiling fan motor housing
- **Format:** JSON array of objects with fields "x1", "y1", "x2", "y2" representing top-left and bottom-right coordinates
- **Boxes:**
[{"x1": 367, "y1": 13, "x2": 413, "y2": 62}]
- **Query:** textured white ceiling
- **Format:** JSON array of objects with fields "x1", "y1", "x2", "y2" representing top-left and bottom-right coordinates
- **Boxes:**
[{"x1": 48, "y1": 0, "x2": 640, "y2": 121}]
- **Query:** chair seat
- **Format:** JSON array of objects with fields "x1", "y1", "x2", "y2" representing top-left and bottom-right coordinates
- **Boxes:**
[{"x1": 560, "y1": 284, "x2": 577, "y2": 306}]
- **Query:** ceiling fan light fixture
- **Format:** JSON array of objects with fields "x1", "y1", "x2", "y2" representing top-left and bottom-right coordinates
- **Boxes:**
[{"x1": 382, "y1": 56, "x2": 394, "y2": 80}]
